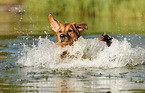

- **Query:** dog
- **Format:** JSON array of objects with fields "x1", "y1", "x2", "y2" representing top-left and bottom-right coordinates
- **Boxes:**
[
  {"x1": 49, "y1": 14, "x2": 88, "y2": 47},
  {"x1": 48, "y1": 14, "x2": 114, "y2": 58}
]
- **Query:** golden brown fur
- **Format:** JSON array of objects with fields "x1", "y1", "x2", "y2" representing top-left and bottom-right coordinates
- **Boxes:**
[
  {"x1": 49, "y1": 14, "x2": 87, "y2": 47},
  {"x1": 48, "y1": 14, "x2": 114, "y2": 58}
]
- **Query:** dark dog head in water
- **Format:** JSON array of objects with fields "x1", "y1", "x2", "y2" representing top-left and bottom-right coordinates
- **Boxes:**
[{"x1": 99, "y1": 33, "x2": 115, "y2": 47}]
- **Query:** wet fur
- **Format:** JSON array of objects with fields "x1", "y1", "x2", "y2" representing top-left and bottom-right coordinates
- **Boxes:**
[
  {"x1": 48, "y1": 14, "x2": 115, "y2": 58},
  {"x1": 49, "y1": 14, "x2": 88, "y2": 47}
]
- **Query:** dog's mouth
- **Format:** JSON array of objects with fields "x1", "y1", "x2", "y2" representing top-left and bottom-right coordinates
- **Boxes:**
[{"x1": 60, "y1": 37, "x2": 69, "y2": 43}]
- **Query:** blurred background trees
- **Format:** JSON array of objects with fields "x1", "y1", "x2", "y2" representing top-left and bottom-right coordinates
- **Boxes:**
[
  {"x1": 23, "y1": 0, "x2": 145, "y2": 19},
  {"x1": 1, "y1": 0, "x2": 145, "y2": 18}
]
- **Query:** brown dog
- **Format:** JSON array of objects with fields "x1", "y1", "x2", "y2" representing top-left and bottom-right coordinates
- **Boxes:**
[
  {"x1": 49, "y1": 14, "x2": 88, "y2": 47},
  {"x1": 48, "y1": 14, "x2": 114, "y2": 58}
]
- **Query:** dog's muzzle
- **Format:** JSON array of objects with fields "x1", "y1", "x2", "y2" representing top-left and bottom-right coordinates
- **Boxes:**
[{"x1": 60, "y1": 34, "x2": 67, "y2": 43}]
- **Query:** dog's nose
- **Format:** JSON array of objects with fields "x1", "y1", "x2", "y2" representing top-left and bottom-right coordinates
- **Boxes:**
[{"x1": 60, "y1": 34, "x2": 66, "y2": 38}]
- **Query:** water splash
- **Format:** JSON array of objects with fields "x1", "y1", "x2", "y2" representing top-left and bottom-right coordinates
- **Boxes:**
[{"x1": 17, "y1": 37, "x2": 145, "y2": 69}]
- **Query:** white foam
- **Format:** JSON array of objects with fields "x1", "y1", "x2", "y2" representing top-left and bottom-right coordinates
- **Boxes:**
[{"x1": 17, "y1": 37, "x2": 145, "y2": 69}]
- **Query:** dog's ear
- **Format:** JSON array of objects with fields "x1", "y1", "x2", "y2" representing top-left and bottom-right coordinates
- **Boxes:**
[
  {"x1": 48, "y1": 14, "x2": 60, "y2": 33},
  {"x1": 75, "y1": 23, "x2": 88, "y2": 32}
]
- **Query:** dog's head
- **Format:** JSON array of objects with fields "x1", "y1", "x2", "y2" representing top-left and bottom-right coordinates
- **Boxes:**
[
  {"x1": 49, "y1": 14, "x2": 88, "y2": 47},
  {"x1": 99, "y1": 33, "x2": 115, "y2": 47}
]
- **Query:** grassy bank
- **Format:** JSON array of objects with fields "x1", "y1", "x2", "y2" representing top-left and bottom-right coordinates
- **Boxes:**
[{"x1": 24, "y1": 0, "x2": 145, "y2": 18}]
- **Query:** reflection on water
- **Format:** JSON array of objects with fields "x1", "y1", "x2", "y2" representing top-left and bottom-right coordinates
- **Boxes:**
[
  {"x1": 0, "y1": 34, "x2": 145, "y2": 93},
  {"x1": 0, "y1": 9, "x2": 145, "y2": 93}
]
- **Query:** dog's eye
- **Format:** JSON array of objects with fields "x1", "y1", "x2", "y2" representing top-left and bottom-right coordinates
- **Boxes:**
[
  {"x1": 59, "y1": 31, "x2": 62, "y2": 33},
  {"x1": 68, "y1": 30, "x2": 72, "y2": 32}
]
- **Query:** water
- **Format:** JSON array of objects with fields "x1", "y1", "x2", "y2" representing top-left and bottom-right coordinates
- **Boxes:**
[
  {"x1": 17, "y1": 36, "x2": 144, "y2": 69},
  {"x1": 1, "y1": 34, "x2": 145, "y2": 93},
  {"x1": 0, "y1": 12, "x2": 145, "y2": 92}
]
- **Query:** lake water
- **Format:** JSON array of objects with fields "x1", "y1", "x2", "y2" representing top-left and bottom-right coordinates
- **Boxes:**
[{"x1": 0, "y1": 11, "x2": 145, "y2": 93}]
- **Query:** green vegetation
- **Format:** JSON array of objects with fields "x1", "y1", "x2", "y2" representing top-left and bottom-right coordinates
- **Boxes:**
[
  {"x1": 24, "y1": 0, "x2": 145, "y2": 18},
  {"x1": 1, "y1": 0, "x2": 145, "y2": 36},
  {"x1": 0, "y1": 0, "x2": 23, "y2": 4}
]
